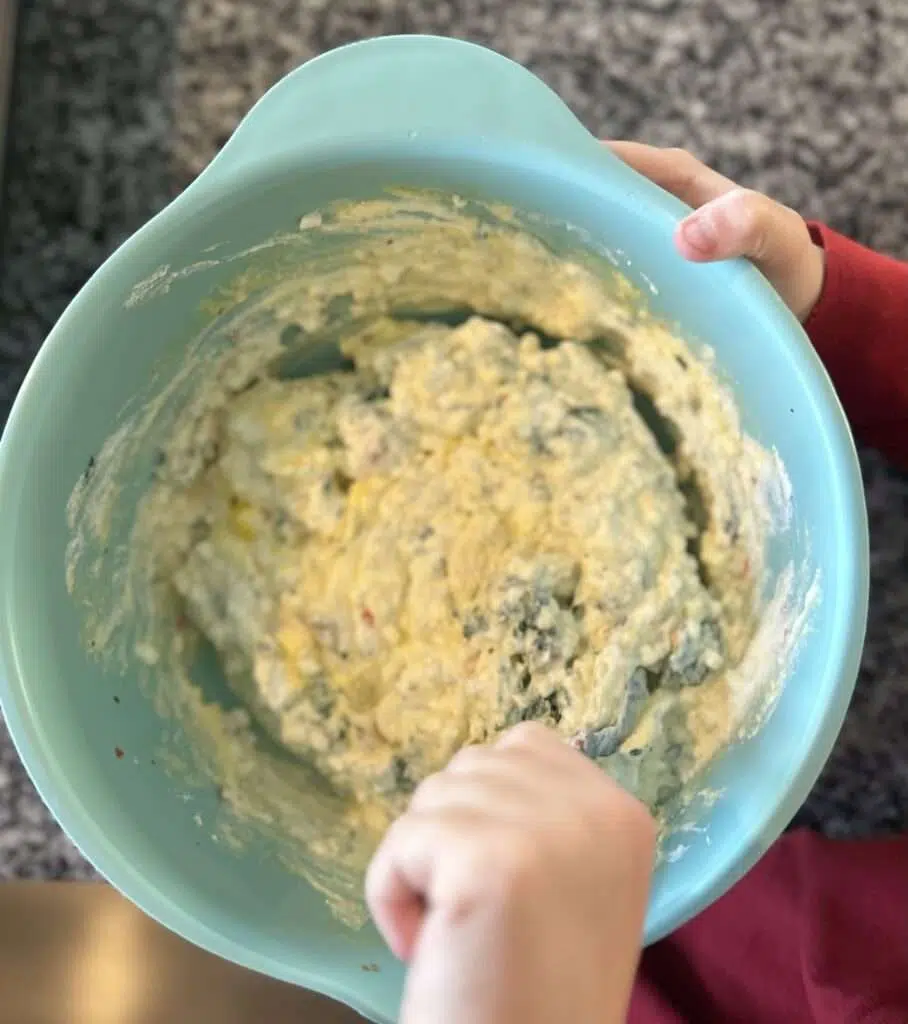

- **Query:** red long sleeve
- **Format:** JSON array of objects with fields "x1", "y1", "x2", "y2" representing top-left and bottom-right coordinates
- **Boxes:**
[
  {"x1": 628, "y1": 227, "x2": 908, "y2": 1023},
  {"x1": 804, "y1": 222, "x2": 908, "y2": 469},
  {"x1": 632, "y1": 831, "x2": 908, "y2": 1024}
]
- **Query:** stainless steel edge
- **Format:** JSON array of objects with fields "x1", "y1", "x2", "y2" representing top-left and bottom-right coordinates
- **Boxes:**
[{"x1": 0, "y1": 882, "x2": 366, "y2": 1023}]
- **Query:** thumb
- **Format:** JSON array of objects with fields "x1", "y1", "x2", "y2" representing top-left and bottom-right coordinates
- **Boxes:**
[{"x1": 676, "y1": 188, "x2": 824, "y2": 320}]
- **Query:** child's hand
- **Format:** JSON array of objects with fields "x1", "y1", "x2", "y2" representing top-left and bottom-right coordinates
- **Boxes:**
[
  {"x1": 609, "y1": 141, "x2": 826, "y2": 321},
  {"x1": 366, "y1": 722, "x2": 656, "y2": 1024}
]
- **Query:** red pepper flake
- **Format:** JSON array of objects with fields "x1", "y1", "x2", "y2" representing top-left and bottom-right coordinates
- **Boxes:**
[
  {"x1": 114, "y1": 747, "x2": 124, "y2": 759},
  {"x1": 361, "y1": 607, "x2": 375, "y2": 627}
]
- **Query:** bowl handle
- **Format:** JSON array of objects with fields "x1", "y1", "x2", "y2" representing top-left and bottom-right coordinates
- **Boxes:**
[{"x1": 200, "y1": 35, "x2": 616, "y2": 181}]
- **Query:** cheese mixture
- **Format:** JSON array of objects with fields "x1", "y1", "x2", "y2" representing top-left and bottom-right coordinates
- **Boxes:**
[
  {"x1": 67, "y1": 192, "x2": 801, "y2": 919},
  {"x1": 160, "y1": 315, "x2": 733, "y2": 821}
]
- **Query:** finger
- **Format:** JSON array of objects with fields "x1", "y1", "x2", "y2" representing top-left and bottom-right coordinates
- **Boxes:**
[
  {"x1": 607, "y1": 141, "x2": 737, "y2": 208},
  {"x1": 446, "y1": 734, "x2": 558, "y2": 776},
  {"x1": 409, "y1": 760, "x2": 537, "y2": 820},
  {"x1": 676, "y1": 187, "x2": 784, "y2": 258},
  {"x1": 365, "y1": 809, "x2": 486, "y2": 960},
  {"x1": 674, "y1": 187, "x2": 820, "y2": 315},
  {"x1": 444, "y1": 742, "x2": 490, "y2": 775},
  {"x1": 364, "y1": 838, "x2": 426, "y2": 962},
  {"x1": 495, "y1": 722, "x2": 577, "y2": 778},
  {"x1": 436, "y1": 740, "x2": 563, "y2": 809},
  {"x1": 497, "y1": 723, "x2": 659, "y2": 842},
  {"x1": 495, "y1": 719, "x2": 562, "y2": 753},
  {"x1": 496, "y1": 720, "x2": 591, "y2": 775}
]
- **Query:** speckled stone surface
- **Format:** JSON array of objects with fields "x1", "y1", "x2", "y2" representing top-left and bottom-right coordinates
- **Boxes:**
[{"x1": 1, "y1": 0, "x2": 907, "y2": 878}]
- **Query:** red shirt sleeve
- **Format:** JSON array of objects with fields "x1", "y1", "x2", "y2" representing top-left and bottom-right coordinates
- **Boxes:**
[
  {"x1": 804, "y1": 222, "x2": 908, "y2": 470},
  {"x1": 631, "y1": 830, "x2": 908, "y2": 1024}
]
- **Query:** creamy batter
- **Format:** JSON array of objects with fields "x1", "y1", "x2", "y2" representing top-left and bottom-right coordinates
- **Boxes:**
[{"x1": 155, "y1": 313, "x2": 740, "y2": 823}]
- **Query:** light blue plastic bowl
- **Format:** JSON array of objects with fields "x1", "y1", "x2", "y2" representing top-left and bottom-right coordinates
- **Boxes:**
[{"x1": 0, "y1": 36, "x2": 867, "y2": 1022}]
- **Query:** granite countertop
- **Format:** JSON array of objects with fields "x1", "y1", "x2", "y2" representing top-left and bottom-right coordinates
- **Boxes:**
[{"x1": 1, "y1": 0, "x2": 907, "y2": 879}]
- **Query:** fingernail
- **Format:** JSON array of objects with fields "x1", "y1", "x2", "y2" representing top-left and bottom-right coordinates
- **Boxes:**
[{"x1": 680, "y1": 213, "x2": 716, "y2": 254}]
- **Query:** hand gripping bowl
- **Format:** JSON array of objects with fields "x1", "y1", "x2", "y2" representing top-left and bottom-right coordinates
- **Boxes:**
[{"x1": 0, "y1": 35, "x2": 867, "y2": 1022}]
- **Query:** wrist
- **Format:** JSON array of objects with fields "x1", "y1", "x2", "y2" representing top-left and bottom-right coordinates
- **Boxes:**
[
  {"x1": 793, "y1": 236, "x2": 827, "y2": 323},
  {"x1": 799, "y1": 225, "x2": 832, "y2": 325}
]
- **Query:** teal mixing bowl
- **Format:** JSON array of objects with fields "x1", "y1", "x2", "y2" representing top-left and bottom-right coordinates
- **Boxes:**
[{"x1": 0, "y1": 35, "x2": 867, "y2": 1022}]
